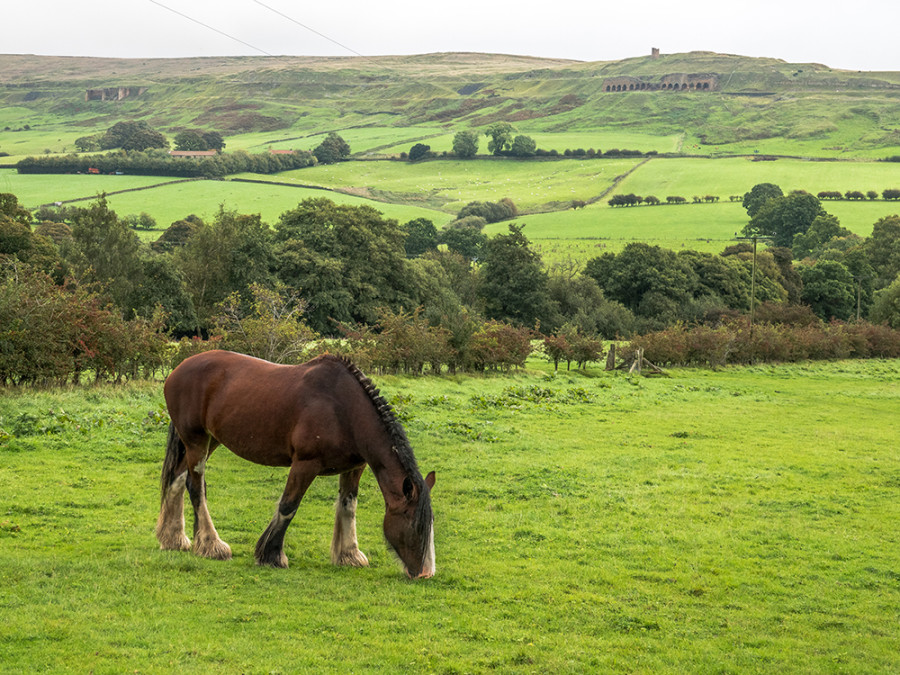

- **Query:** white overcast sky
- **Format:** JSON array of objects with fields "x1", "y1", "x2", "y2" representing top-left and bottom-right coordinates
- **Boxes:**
[{"x1": 3, "y1": 0, "x2": 897, "y2": 72}]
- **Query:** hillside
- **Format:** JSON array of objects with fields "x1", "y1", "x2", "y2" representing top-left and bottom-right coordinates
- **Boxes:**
[{"x1": 2, "y1": 51, "x2": 900, "y2": 159}]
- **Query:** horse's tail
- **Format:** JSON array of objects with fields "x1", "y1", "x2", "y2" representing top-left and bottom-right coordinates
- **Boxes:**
[{"x1": 160, "y1": 421, "x2": 186, "y2": 503}]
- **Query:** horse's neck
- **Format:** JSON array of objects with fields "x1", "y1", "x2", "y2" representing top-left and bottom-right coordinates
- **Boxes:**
[{"x1": 366, "y1": 446, "x2": 408, "y2": 504}]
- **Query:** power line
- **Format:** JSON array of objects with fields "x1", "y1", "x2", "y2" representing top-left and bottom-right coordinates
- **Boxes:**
[
  {"x1": 252, "y1": 0, "x2": 366, "y2": 59},
  {"x1": 147, "y1": 0, "x2": 274, "y2": 56}
]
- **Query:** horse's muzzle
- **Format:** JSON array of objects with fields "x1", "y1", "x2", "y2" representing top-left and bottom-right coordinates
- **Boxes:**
[{"x1": 407, "y1": 565, "x2": 435, "y2": 580}]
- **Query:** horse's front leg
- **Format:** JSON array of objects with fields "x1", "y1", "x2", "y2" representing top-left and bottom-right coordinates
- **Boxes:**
[
  {"x1": 255, "y1": 460, "x2": 316, "y2": 568},
  {"x1": 186, "y1": 447, "x2": 231, "y2": 560},
  {"x1": 331, "y1": 467, "x2": 369, "y2": 567}
]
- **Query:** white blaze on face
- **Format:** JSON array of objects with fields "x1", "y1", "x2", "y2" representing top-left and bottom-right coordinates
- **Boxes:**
[{"x1": 419, "y1": 519, "x2": 436, "y2": 579}]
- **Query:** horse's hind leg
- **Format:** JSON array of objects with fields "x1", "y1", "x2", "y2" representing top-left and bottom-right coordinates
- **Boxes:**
[
  {"x1": 185, "y1": 440, "x2": 232, "y2": 561},
  {"x1": 157, "y1": 470, "x2": 191, "y2": 551},
  {"x1": 255, "y1": 460, "x2": 316, "y2": 568},
  {"x1": 156, "y1": 422, "x2": 190, "y2": 551},
  {"x1": 331, "y1": 468, "x2": 369, "y2": 567}
]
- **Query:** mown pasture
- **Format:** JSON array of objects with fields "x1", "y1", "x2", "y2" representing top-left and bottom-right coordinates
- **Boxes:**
[
  {"x1": 271, "y1": 156, "x2": 644, "y2": 214},
  {"x1": 1, "y1": 359, "x2": 898, "y2": 673}
]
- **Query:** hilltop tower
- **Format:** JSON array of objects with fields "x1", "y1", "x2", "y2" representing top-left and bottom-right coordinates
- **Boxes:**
[{"x1": 651, "y1": 47, "x2": 660, "y2": 59}]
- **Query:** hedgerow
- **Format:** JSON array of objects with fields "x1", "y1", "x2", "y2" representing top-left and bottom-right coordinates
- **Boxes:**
[
  {"x1": 0, "y1": 265, "x2": 167, "y2": 385},
  {"x1": 628, "y1": 319, "x2": 900, "y2": 367},
  {"x1": 16, "y1": 148, "x2": 316, "y2": 178}
]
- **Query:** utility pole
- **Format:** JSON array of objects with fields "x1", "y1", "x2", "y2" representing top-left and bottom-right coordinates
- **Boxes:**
[{"x1": 736, "y1": 233, "x2": 774, "y2": 335}]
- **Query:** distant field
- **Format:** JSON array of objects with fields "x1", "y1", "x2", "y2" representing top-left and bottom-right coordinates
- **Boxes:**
[
  {"x1": 377, "y1": 131, "x2": 686, "y2": 156},
  {"x1": 488, "y1": 202, "x2": 747, "y2": 263},
  {"x1": 102, "y1": 180, "x2": 453, "y2": 232},
  {"x1": 0, "y1": 170, "x2": 185, "y2": 208},
  {"x1": 274, "y1": 157, "x2": 643, "y2": 213},
  {"x1": 227, "y1": 125, "x2": 451, "y2": 155},
  {"x1": 612, "y1": 157, "x2": 900, "y2": 199}
]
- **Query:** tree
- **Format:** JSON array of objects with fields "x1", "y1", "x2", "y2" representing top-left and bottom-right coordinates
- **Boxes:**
[
  {"x1": 0, "y1": 193, "x2": 31, "y2": 227},
  {"x1": 127, "y1": 255, "x2": 198, "y2": 336},
  {"x1": 547, "y1": 270, "x2": 636, "y2": 338},
  {"x1": 744, "y1": 191, "x2": 825, "y2": 248},
  {"x1": 509, "y1": 135, "x2": 536, "y2": 158},
  {"x1": 175, "y1": 207, "x2": 275, "y2": 334},
  {"x1": 408, "y1": 143, "x2": 431, "y2": 161},
  {"x1": 742, "y1": 182, "x2": 784, "y2": 218},
  {"x1": 67, "y1": 196, "x2": 143, "y2": 312},
  {"x1": 0, "y1": 195, "x2": 63, "y2": 278},
  {"x1": 440, "y1": 225, "x2": 487, "y2": 261},
  {"x1": 678, "y1": 249, "x2": 753, "y2": 311},
  {"x1": 202, "y1": 131, "x2": 226, "y2": 152},
  {"x1": 101, "y1": 121, "x2": 168, "y2": 151},
  {"x1": 456, "y1": 199, "x2": 517, "y2": 223},
  {"x1": 479, "y1": 223, "x2": 553, "y2": 327},
  {"x1": 123, "y1": 212, "x2": 157, "y2": 230},
  {"x1": 74, "y1": 135, "x2": 100, "y2": 152},
  {"x1": 864, "y1": 215, "x2": 900, "y2": 289},
  {"x1": 869, "y1": 276, "x2": 900, "y2": 328},
  {"x1": 584, "y1": 243, "x2": 699, "y2": 329},
  {"x1": 452, "y1": 130, "x2": 479, "y2": 158},
  {"x1": 212, "y1": 284, "x2": 316, "y2": 363},
  {"x1": 484, "y1": 122, "x2": 515, "y2": 155},
  {"x1": 151, "y1": 215, "x2": 203, "y2": 254},
  {"x1": 274, "y1": 198, "x2": 415, "y2": 334},
  {"x1": 402, "y1": 218, "x2": 439, "y2": 257},
  {"x1": 312, "y1": 133, "x2": 350, "y2": 164},
  {"x1": 798, "y1": 260, "x2": 856, "y2": 321},
  {"x1": 791, "y1": 213, "x2": 853, "y2": 260},
  {"x1": 174, "y1": 130, "x2": 208, "y2": 151}
]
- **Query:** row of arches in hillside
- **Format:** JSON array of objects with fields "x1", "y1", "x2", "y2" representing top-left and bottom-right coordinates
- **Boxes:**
[{"x1": 604, "y1": 81, "x2": 713, "y2": 92}]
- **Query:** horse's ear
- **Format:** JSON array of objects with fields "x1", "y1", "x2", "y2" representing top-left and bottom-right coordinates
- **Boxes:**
[
  {"x1": 402, "y1": 476, "x2": 415, "y2": 500},
  {"x1": 425, "y1": 471, "x2": 436, "y2": 490}
]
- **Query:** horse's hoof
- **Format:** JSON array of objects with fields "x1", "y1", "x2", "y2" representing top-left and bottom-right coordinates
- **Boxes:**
[
  {"x1": 256, "y1": 551, "x2": 289, "y2": 568},
  {"x1": 334, "y1": 549, "x2": 369, "y2": 567},
  {"x1": 194, "y1": 538, "x2": 232, "y2": 560},
  {"x1": 158, "y1": 533, "x2": 191, "y2": 552}
]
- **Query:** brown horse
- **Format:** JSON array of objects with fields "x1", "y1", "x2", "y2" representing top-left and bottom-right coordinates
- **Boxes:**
[{"x1": 155, "y1": 350, "x2": 435, "y2": 578}]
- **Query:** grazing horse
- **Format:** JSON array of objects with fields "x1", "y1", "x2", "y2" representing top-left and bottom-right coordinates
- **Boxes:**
[{"x1": 155, "y1": 350, "x2": 436, "y2": 579}]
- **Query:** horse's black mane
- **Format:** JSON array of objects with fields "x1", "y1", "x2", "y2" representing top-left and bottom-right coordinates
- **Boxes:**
[{"x1": 313, "y1": 354, "x2": 422, "y2": 480}]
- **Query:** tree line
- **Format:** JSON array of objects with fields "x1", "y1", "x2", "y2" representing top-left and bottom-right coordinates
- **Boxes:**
[{"x1": 2, "y1": 176, "x2": 900, "y2": 383}]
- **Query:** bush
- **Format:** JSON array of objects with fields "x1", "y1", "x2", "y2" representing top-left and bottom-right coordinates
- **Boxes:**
[
  {"x1": 464, "y1": 321, "x2": 533, "y2": 372},
  {"x1": 0, "y1": 266, "x2": 167, "y2": 385}
]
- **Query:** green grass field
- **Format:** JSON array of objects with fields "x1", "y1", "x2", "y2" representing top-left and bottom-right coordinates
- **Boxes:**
[
  {"x1": 1, "y1": 359, "x2": 898, "y2": 672},
  {"x1": 273, "y1": 157, "x2": 644, "y2": 213},
  {"x1": 101, "y1": 179, "x2": 454, "y2": 233}
]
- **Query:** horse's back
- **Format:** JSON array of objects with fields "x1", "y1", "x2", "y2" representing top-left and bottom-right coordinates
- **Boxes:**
[{"x1": 164, "y1": 351, "x2": 369, "y2": 469}]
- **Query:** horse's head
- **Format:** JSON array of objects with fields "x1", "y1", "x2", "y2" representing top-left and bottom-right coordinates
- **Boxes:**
[{"x1": 384, "y1": 470, "x2": 435, "y2": 579}]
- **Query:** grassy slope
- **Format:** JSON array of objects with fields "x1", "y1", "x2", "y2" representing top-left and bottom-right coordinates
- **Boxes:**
[
  {"x1": 1, "y1": 360, "x2": 898, "y2": 672},
  {"x1": 3, "y1": 52, "x2": 900, "y2": 161}
]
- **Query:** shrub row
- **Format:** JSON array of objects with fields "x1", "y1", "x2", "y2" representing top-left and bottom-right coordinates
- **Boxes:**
[
  {"x1": 628, "y1": 320, "x2": 900, "y2": 367},
  {"x1": 818, "y1": 189, "x2": 900, "y2": 200},
  {"x1": 332, "y1": 311, "x2": 534, "y2": 374},
  {"x1": 16, "y1": 149, "x2": 315, "y2": 178}
]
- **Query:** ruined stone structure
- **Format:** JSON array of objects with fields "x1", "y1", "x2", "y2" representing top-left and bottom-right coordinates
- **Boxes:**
[
  {"x1": 602, "y1": 73, "x2": 718, "y2": 93},
  {"x1": 85, "y1": 87, "x2": 148, "y2": 101}
]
